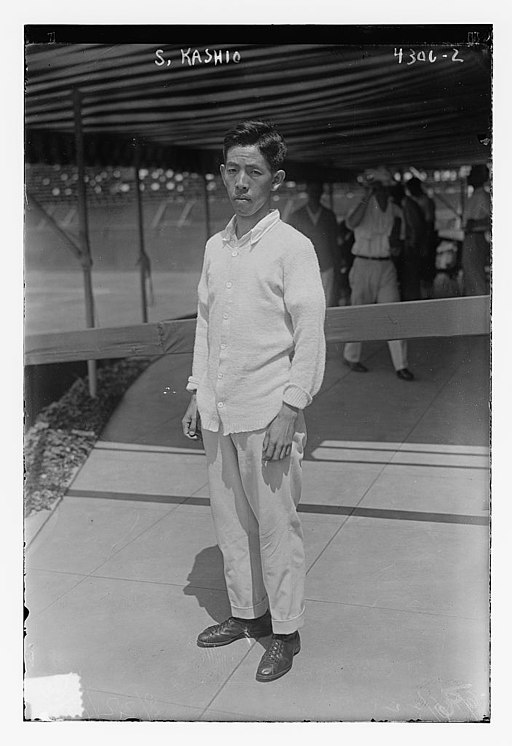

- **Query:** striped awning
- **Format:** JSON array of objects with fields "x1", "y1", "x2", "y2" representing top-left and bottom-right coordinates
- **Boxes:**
[{"x1": 25, "y1": 41, "x2": 491, "y2": 176}]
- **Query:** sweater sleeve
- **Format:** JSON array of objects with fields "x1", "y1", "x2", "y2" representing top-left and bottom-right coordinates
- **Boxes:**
[
  {"x1": 282, "y1": 236, "x2": 326, "y2": 409},
  {"x1": 186, "y1": 248, "x2": 209, "y2": 393}
]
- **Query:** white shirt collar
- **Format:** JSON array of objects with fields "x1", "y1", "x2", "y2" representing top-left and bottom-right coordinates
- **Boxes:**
[{"x1": 222, "y1": 209, "x2": 280, "y2": 246}]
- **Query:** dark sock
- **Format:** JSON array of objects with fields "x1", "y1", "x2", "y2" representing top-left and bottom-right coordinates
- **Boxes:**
[
  {"x1": 274, "y1": 632, "x2": 297, "y2": 640},
  {"x1": 233, "y1": 610, "x2": 269, "y2": 624}
]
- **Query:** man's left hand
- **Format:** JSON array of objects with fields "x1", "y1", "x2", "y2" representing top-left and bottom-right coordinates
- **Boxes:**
[{"x1": 262, "y1": 403, "x2": 299, "y2": 462}]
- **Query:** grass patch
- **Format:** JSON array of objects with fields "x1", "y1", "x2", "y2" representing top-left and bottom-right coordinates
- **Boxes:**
[{"x1": 24, "y1": 357, "x2": 154, "y2": 517}]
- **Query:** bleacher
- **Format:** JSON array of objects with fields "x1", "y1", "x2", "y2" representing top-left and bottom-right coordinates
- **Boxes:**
[{"x1": 25, "y1": 163, "x2": 468, "y2": 273}]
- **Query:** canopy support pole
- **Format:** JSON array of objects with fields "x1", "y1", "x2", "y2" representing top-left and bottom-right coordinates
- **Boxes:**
[
  {"x1": 460, "y1": 175, "x2": 466, "y2": 227},
  {"x1": 134, "y1": 146, "x2": 149, "y2": 323},
  {"x1": 72, "y1": 87, "x2": 97, "y2": 398},
  {"x1": 328, "y1": 182, "x2": 334, "y2": 211},
  {"x1": 202, "y1": 174, "x2": 212, "y2": 241},
  {"x1": 26, "y1": 192, "x2": 82, "y2": 261}
]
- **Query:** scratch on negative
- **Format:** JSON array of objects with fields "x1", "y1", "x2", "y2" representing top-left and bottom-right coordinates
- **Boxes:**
[{"x1": 106, "y1": 515, "x2": 141, "y2": 561}]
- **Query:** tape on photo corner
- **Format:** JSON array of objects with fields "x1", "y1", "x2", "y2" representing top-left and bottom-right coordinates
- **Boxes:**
[{"x1": 24, "y1": 673, "x2": 84, "y2": 720}]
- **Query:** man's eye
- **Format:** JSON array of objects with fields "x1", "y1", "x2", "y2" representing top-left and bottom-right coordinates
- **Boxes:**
[
  {"x1": 227, "y1": 169, "x2": 237, "y2": 175},
  {"x1": 251, "y1": 171, "x2": 262, "y2": 176}
]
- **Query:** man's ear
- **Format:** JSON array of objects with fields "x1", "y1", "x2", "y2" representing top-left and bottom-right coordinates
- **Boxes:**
[
  {"x1": 220, "y1": 164, "x2": 226, "y2": 185},
  {"x1": 272, "y1": 169, "x2": 285, "y2": 191}
]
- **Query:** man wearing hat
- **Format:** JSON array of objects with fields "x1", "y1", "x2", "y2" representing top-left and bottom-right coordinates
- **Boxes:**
[
  {"x1": 462, "y1": 165, "x2": 490, "y2": 296},
  {"x1": 343, "y1": 166, "x2": 414, "y2": 381}
]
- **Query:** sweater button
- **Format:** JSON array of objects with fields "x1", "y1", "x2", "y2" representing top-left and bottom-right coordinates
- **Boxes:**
[
  {"x1": 220, "y1": 343, "x2": 227, "y2": 349},
  {"x1": 231, "y1": 251, "x2": 238, "y2": 257},
  {"x1": 226, "y1": 281, "x2": 232, "y2": 288},
  {"x1": 218, "y1": 402, "x2": 224, "y2": 408},
  {"x1": 223, "y1": 313, "x2": 229, "y2": 319}
]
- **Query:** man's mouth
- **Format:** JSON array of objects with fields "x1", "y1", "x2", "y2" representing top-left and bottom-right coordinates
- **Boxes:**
[{"x1": 235, "y1": 196, "x2": 250, "y2": 201}]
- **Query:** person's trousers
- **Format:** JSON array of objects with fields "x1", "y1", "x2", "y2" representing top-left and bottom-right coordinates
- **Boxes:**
[
  {"x1": 462, "y1": 234, "x2": 489, "y2": 296},
  {"x1": 344, "y1": 257, "x2": 408, "y2": 371},
  {"x1": 202, "y1": 414, "x2": 307, "y2": 634}
]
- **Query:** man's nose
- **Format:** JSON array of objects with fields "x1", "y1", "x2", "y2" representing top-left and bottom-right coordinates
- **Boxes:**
[{"x1": 235, "y1": 171, "x2": 249, "y2": 190}]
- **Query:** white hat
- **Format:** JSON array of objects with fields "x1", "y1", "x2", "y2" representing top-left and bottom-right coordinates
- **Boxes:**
[{"x1": 364, "y1": 166, "x2": 395, "y2": 186}]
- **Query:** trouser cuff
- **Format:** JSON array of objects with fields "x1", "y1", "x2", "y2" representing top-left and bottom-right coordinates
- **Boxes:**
[
  {"x1": 271, "y1": 608, "x2": 305, "y2": 634},
  {"x1": 231, "y1": 596, "x2": 269, "y2": 620}
]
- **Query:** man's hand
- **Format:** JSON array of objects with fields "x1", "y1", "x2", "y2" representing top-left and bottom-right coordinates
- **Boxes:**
[
  {"x1": 262, "y1": 403, "x2": 299, "y2": 462},
  {"x1": 182, "y1": 394, "x2": 202, "y2": 440}
]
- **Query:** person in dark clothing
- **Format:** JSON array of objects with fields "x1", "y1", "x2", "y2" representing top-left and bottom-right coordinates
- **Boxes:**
[
  {"x1": 390, "y1": 183, "x2": 426, "y2": 301},
  {"x1": 288, "y1": 182, "x2": 339, "y2": 306},
  {"x1": 405, "y1": 177, "x2": 438, "y2": 296}
]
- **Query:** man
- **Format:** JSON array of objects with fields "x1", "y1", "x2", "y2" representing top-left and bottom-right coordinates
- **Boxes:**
[
  {"x1": 462, "y1": 164, "x2": 490, "y2": 296},
  {"x1": 390, "y1": 182, "x2": 426, "y2": 301},
  {"x1": 181, "y1": 121, "x2": 326, "y2": 682},
  {"x1": 343, "y1": 167, "x2": 414, "y2": 381},
  {"x1": 288, "y1": 182, "x2": 339, "y2": 306},
  {"x1": 405, "y1": 177, "x2": 437, "y2": 297}
]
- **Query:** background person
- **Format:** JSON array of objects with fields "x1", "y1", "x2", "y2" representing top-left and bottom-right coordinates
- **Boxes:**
[
  {"x1": 337, "y1": 219, "x2": 355, "y2": 306},
  {"x1": 405, "y1": 176, "x2": 438, "y2": 297},
  {"x1": 461, "y1": 164, "x2": 490, "y2": 296},
  {"x1": 288, "y1": 181, "x2": 339, "y2": 306},
  {"x1": 343, "y1": 167, "x2": 415, "y2": 381},
  {"x1": 390, "y1": 182, "x2": 426, "y2": 301}
]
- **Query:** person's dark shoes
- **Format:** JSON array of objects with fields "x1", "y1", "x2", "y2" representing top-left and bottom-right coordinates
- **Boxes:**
[
  {"x1": 343, "y1": 360, "x2": 368, "y2": 373},
  {"x1": 255, "y1": 632, "x2": 301, "y2": 682},
  {"x1": 396, "y1": 368, "x2": 415, "y2": 381},
  {"x1": 197, "y1": 610, "x2": 272, "y2": 648}
]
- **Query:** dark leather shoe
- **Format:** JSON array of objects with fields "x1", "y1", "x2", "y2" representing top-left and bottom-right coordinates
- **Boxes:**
[
  {"x1": 255, "y1": 632, "x2": 301, "y2": 682},
  {"x1": 197, "y1": 611, "x2": 272, "y2": 648},
  {"x1": 396, "y1": 368, "x2": 414, "y2": 381},
  {"x1": 344, "y1": 360, "x2": 368, "y2": 373}
]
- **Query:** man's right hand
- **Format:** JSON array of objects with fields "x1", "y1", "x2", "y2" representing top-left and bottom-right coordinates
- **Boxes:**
[{"x1": 181, "y1": 395, "x2": 202, "y2": 440}]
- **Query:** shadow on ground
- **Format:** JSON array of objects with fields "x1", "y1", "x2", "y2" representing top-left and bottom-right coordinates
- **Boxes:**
[{"x1": 183, "y1": 545, "x2": 231, "y2": 623}]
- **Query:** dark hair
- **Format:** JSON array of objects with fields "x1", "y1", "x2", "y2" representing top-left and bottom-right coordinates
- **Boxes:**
[
  {"x1": 223, "y1": 120, "x2": 287, "y2": 172},
  {"x1": 406, "y1": 177, "x2": 424, "y2": 198},
  {"x1": 468, "y1": 164, "x2": 489, "y2": 187}
]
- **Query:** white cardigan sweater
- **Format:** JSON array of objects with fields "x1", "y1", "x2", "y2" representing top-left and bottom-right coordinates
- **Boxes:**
[{"x1": 187, "y1": 210, "x2": 326, "y2": 434}]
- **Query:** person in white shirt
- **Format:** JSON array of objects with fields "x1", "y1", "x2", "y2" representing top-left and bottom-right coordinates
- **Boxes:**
[
  {"x1": 181, "y1": 120, "x2": 326, "y2": 682},
  {"x1": 343, "y1": 167, "x2": 415, "y2": 381},
  {"x1": 462, "y1": 164, "x2": 490, "y2": 296}
]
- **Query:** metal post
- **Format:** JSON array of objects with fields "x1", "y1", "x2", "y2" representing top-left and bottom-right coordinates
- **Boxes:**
[
  {"x1": 72, "y1": 87, "x2": 97, "y2": 398},
  {"x1": 460, "y1": 174, "x2": 466, "y2": 227},
  {"x1": 328, "y1": 181, "x2": 334, "y2": 211},
  {"x1": 202, "y1": 174, "x2": 212, "y2": 241},
  {"x1": 134, "y1": 146, "x2": 149, "y2": 323}
]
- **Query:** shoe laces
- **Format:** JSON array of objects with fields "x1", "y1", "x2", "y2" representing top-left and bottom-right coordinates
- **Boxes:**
[
  {"x1": 264, "y1": 638, "x2": 285, "y2": 663},
  {"x1": 210, "y1": 618, "x2": 236, "y2": 636}
]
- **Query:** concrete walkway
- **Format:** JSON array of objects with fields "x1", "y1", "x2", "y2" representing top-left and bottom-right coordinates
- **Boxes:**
[{"x1": 24, "y1": 336, "x2": 490, "y2": 721}]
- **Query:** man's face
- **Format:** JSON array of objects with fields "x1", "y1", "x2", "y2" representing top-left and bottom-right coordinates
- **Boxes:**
[
  {"x1": 372, "y1": 180, "x2": 389, "y2": 197},
  {"x1": 307, "y1": 183, "x2": 323, "y2": 204},
  {"x1": 221, "y1": 145, "x2": 284, "y2": 221}
]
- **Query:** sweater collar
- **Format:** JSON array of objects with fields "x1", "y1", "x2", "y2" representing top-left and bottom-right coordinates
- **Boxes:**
[{"x1": 222, "y1": 209, "x2": 280, "y2": 246}]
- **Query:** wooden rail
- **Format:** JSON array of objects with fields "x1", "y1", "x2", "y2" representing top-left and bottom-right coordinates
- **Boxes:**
[{"x1": 24, "y1": 296, "x2": 490, "y2": 366}]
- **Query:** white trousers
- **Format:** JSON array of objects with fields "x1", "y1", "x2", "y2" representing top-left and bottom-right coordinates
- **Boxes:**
[
  {"x1": 344, "y1": 257, "x2": 408, "y2": 371},
  {"x1": 202, "y1": 414, "x2": 307, "y2": 634}
]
